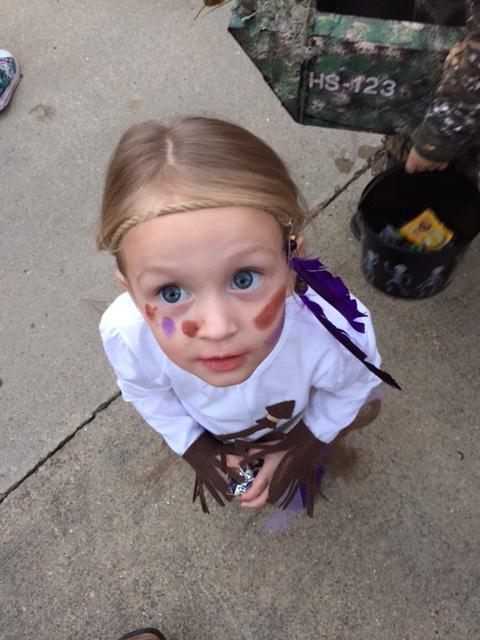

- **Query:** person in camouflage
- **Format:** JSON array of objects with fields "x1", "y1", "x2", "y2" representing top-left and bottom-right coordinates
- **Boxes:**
[
  {"x1": 395, "y1": 0, "x2": 480, "y2": 181},
  {"x1": 351, "y1": 0, "x2": 479, "y2": 237}
]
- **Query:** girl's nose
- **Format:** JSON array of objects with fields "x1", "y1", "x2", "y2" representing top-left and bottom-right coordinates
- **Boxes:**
[{"x1": 195, "y1": 296, "x2": 238, "y2": 341}]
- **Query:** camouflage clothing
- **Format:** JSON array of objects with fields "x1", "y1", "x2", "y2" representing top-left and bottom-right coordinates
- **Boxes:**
[
  {"x1": 231, "y1": 2, "x2": 479, "y2": 169},
  {"x1": 411, "y1": 0, "x2": 480, "y2": 165}
]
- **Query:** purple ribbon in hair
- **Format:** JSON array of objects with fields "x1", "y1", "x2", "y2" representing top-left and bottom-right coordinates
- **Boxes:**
[{"x1": 289, "y1": 252, "x2": 400, "y2": 390}]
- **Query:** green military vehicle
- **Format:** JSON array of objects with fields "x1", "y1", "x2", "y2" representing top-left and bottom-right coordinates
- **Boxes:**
[{"x1": 229, "y1": 0, "x2": 465, "y2": 134}]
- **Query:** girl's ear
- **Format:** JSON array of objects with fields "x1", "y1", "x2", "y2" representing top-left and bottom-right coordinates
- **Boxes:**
[
  {"x1": 295, "y1": 235, "x2": 305, "y2": 257},
  {"x1": 116, "y1": 270, "x2": 129, "y2": 291},
  {"x1": 286, "y1": 235, "x2": 305, "y2": 295}
]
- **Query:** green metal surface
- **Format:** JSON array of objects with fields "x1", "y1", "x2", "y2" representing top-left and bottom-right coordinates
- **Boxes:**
[{"x1": 229, "y1": 1, "x2": 465, "y2": 134}]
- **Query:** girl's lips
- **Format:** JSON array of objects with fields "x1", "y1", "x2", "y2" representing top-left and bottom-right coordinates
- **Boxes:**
[{"x1": 200, "y1": 354, "x2": 246, "y2": 372}]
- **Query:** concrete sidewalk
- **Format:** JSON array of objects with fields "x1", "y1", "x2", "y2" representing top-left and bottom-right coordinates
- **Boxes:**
[{"x1": 1, "y1": 2, "x2": 479, "y2": 639}]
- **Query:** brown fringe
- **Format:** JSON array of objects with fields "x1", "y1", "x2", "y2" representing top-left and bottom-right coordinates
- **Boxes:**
[{"x1": 185, "y1": 400, "x2": 381, "y2": 516}]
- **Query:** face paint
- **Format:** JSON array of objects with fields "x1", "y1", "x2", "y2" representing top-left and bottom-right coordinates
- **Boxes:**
[
  {"x1": 264, "y1": 311, "x2": 285, "y2": 347},
  {"x1": 161, "y1": 316, "x2": 176, "y2": 338},
  {"x1": 145, "y1": 304, "x2": 158, "y2": 323},
  {"x1": 182, "y1": 320, "x2": 200, "y2": 338},
  {"x1": 254, "y1": 286, "x2": 286, "y2": 330}
]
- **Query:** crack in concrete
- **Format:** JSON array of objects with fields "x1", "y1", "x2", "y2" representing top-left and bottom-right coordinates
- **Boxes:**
[
  {"x1": 0, "y1": 391, "x2": 121, "y2": 505},
  {"x1": 310, "y1": 151, "x2": 383, "y2": 219}
]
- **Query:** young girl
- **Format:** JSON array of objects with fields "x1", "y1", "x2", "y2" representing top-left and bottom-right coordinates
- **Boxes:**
[{"x1": 97, "y1": 116, "x2": 398, "y2": 516}]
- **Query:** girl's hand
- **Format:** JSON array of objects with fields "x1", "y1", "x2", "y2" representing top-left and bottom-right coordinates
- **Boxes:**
[
  {"x1": 405, "y1": 147, "x2": 448, "y2": 173},
  {"x1": 237, "y1": 449, "x2": 288, "y2": 509}
]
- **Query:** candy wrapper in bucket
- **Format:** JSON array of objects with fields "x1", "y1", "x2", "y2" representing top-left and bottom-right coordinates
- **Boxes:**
[
  {"x1": 227, "y1": 465, "x2": 258, "y2": 497},
  {"x1": 399, "y1": 209, "x2": 454, "y2": 250}
]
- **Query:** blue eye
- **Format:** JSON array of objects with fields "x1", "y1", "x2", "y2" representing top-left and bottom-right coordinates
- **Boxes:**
[
  {"x1": 158, "y1": 284, "x2": 189, "y2": 304},
  {"x1": 231, "y1": 270, "x2": 262, "y2": 291}
]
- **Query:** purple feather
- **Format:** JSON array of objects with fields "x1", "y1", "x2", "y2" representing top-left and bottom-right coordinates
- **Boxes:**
[
  {"x1": 299, "y1": 293, "x2": 400, "y2": 390},
  {"x1": 290, "y1": 255, "x2": 367, "y2": 333}
]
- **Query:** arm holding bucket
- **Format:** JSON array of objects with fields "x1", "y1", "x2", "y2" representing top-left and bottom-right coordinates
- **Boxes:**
[
  {"x1": 405, "y1": 147, "x2": 448, "y2": 173},
  {"x1": 409, "y1": 0, "x2": 480, "y2": 170}
]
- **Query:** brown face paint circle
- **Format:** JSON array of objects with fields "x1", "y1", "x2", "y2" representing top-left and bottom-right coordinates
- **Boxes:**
[
  {"x1": 182, "y1": 320, "x2": 200, "y2": 337},
  {"x1": 254, "y1": 286, "x2": 286, "y2": 330}
]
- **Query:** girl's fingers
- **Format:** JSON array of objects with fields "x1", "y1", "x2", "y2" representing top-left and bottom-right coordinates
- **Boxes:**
[
  {"x1": 239, "y1": 449, "x2": 288, "y2": 503},
  {"x1": 239, "y1": 472, "x2": 269, "y2": 502},
  {"x1": 240, "y1": 485, "x2": 269, "y2": 508}
]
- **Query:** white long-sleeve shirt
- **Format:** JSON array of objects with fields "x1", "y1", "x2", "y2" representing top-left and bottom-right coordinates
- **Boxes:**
[{"x1": 99, "y1": 289, "x2": 382, "y2": 455}]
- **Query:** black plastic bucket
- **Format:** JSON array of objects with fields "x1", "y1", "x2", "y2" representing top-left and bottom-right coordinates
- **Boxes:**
[{"x1": 358, "y1": 167, "x2": 480, "y2": 298}]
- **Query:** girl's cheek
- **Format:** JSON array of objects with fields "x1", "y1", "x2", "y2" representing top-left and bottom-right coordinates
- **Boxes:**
[
  {"x1": 253, "y1": 286, "x2": 286, "y2": 330},
  {"x1": 264, "y1": 311, "x2": 285, "y2": 347},
  {"x1": 161, "y1": 316, "x2": 176, "y2": 338},
  {"x1": 145, "y1": 304, "x2": 177, "y2": 339}
]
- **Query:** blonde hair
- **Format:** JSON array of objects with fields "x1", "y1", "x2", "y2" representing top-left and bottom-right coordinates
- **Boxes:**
[{"x1": 97, "y1": 117, "x2": 308, "y2": 267}]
